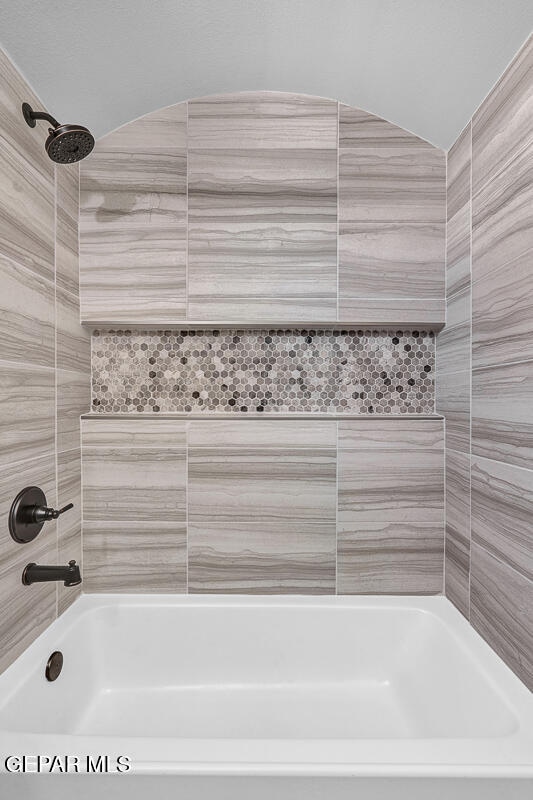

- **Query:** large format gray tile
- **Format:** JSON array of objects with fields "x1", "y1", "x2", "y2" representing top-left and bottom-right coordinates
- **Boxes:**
[
  {"x1": 189, "y1": 522, "x2": 335, "y2": 594},
  {"x1": 82, "y1": 417, "x2": 188, "y2": 448},
  {"x1": 83, "y1": 522, "x2": 186, "y2": 593},
  {"x1": 472, "y1": 248, "x2": 533, "y2": 369},
  {"x1": 338, "y1": 297, "x2": 444, "y2": 326},
  {"x1": 0, "y1": 257, "x2": 55, "y2": 368},
  {"x1": 445, "y1": 448, "x2": 471, "y2": 618},
  {"x1": 0, "y1": 361, "x2": 55, "y2": 468},
  {"x1": 339, "y1": 105, "x2": 446, "y2": 224},
  {"x1": 188, "y1": 420, "x2": 336, "y2": 593},
  {"x1": 188, "y1": 93, "x2": 338, "y2": 149},
  {"x1": 446, "y1": 206, "x2": 470, "y2": 297},
  {"x1": 0, "y1": 451, "x2": 57, "y2": 675},
  {"x1": 447, "y1": 123, "x2": 471, "y2": 222},
  {"x1": 57, "y1": 448, "x2": 82, "y2": 614},
  {"x1": 472, "y1": 145, "x2": 532, "y2": 283},
  {"x1": 436, "y1": 285, "x2": 471, "y2": 375},
  {"x1": 337, "y1": 420, "x2": 444, "y2": 593},
  {"x1": 472, "y1": 34, "x2": 533, "y2": 195},
  {"x1": 338, "y1": 522, "x2": 443, "y2": 595},
  {"x1": 338, "y1": 104, "x2": 445, "y2": 326},
  {"x1": 83, "y1": 447, "x2": 186, "y2": 522},
  {"x1": 82, "y1": 437, "x2": 187, "y2": 593},
  {"x1": 57, "y1": 369, "x2": 90, "y2": 453},
  {"x1": 56, "y1": 286, "x2": 91, "y2": 372},
  {"x1": 470, "y1": 543, "x2": 533, "y2": 691},
  {"x1": 472, "y1": 359, "x2": 533, "y2": 469},
  {"x1": 339, "y1": 222, "x2": 444, "y2": 299},
  {"x1": 0, "y1": 135, "x2": 55, "y2": 283},
  {"x1": 471, "y1": 455, "x2": 533, "y2": 581},
  {"x1": 55, "y1": 163, "x2": 80, "y2": 296},
  {"x1": 80, "y1": 104, "x2": 187, "y2": 323},
  {"x1": 436, "y1": 368, "x2": 470, "y2": 454},
  {"x1": 187, "y1": 93, "x2": 338, "y2": 321}
]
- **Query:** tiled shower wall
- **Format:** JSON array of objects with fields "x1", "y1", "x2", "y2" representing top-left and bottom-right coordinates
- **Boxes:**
[
  {"x1": 0, "y1": 50, "x2": 90, "y2": 673},
  {"x1": 79, "y1": 92, "x2": 446, "y2": 327},
  {"x1": 81, "y1": 417, "x2": 444, "y2": 596},
  {"x1": 437, "y1": 34, "x2": 533, "y2": 690}
]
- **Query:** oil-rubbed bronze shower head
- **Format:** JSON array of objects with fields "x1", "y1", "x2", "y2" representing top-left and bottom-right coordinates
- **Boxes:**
[{"x1": 22, "y1": 102, "x2": 94, "y2": 163}]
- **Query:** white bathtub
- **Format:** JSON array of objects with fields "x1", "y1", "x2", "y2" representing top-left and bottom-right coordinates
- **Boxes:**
[{"x1": 0, "y1": 594, "x2": 531, "y2": 799}]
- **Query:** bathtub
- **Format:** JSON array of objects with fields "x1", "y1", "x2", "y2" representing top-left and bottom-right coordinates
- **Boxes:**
[{"x1": 0, "y1": 595, "x2": 531, "y2": 799}]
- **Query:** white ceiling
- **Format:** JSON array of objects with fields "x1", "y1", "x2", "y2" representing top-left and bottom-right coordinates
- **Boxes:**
[{"x1": 1, "y1": 0, "x2": 531, "y2": 150}]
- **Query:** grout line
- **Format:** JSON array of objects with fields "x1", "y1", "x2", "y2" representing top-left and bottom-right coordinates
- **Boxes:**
[
  {"x1": 471, "y1": 538, "x2": 533, "y2": 587},
  {"x1": 185, "y1": 423, "x2": 189, "y2": 595},
  {"x1": 185, "y1": 101, "x2": 189, "y2": 321},
  {"x1": 467, "y1": 120, "x2": 473, "y2": 622},
  {"x1": 442, "y1": 145, "x2": 447, "y2": 596},
  {"x1": 470, "y1": 451, "x2": 533, "y2": 476},
  {"x1": 336, "y1": 102, "x2": 340, "y2": 322},
  {"x1": 335, "y1": 420, "x2": 338, "y2": 596},
  {"x1": 53, "y1": 164, "x2": 59, "y2": 620}
]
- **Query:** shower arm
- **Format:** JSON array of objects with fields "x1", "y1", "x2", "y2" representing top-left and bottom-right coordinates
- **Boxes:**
[{"x1": 22, "y1": 102, "x2": 59, "y2": 130}]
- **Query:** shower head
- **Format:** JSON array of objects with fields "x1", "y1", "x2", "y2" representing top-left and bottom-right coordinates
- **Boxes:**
[{"x1": 22, "y1": 102, "x2": 95, "y2": 164}]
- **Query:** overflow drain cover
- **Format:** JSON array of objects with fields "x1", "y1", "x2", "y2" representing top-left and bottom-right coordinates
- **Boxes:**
[{"x1": 45, "y1": 651, "x2": 63, "y2": 682}]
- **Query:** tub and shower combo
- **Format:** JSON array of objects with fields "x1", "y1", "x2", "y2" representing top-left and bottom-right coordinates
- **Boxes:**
[{"x1": 0, "y1": 594, "x2": 532, "y2": 799}]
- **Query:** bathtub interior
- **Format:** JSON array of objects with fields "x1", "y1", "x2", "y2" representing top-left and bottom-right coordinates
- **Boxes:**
[{"x1": 0, "y1": 597, "x2": 521, "y2": 741}]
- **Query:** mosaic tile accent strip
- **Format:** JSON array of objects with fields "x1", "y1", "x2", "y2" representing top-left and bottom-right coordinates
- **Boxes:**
[{"x1": 91, "y1": 329, "x2": 435, "y2": 414}]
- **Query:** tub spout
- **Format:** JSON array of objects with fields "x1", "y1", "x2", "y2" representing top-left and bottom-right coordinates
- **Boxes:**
[{"x1": 22, "y1": 559, "x2": 82, "y2": 587}]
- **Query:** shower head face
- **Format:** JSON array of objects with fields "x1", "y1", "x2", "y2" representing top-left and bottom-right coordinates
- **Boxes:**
[{"x1": 45, "y1": 124, "x2": 95, "y2": 164}]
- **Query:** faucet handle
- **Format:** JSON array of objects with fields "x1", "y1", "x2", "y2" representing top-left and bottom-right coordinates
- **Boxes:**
[
  {"x1": 34, "y1": 502, "x2": 74, "y2": 522},
  {"x1": 9, "y1": 487, "x2": 74, "y2": 544}
]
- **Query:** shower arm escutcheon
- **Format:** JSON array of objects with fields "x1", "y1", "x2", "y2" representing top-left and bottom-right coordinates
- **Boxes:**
[{"x1": 9, "y1": 486, "x2": 74, "y2": 544}]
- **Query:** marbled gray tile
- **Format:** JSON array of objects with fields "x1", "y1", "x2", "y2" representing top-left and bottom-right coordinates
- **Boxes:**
[
  {"x1": 80, "y1": 104, "x2": 187, "y2": 323},
  {"x1": 57, "y1": 369, "x2": 90, "y2": 453},
  {"x1": 339, "y1": 222, "x2": 444, "y2": 298},
  {"x1": 81, "y1": 417, "x2": 188, "y2": 448},
  {"x1": 436, "y1": 285, "x2": 471, "y2": 375},
  {"x1": 471, "y1": 455, "x2": 533, "y2": 581},
  {"x1": 57, "y1": 448, "x2": 82, "y2": 614},
  {"x1": 472, "y1": 248, "x2": 533, "y2": 369},
  {"x1": 83, "y1": 522, "x2": 186, "y2": 593},
  {"x1": 187, "y1": 94, "x2": 337, "y2": 321},
  {"x1": 337, "y1": 297, "x2": 445, "y2": 327},
  {"x1": 337, "y1": 522, "x2": 443, "y2": 595},
  {"x1": 0, "y1": 361, "x2": 55, "y2": 469},
  {"x1": 337, "y1": 419, "x2": 444, "y2": 526},
  {"x1": 472, "y1": 146, "x2": 532, "y2": 284},
  {"x1": 447, "y1": 123, "x2": 471, "y2": 222},
  {"x1": 0, "y1": 52, "x2": 54, "y2": 285},
  {"x1": 339, "y1": 104, "x2": 446, "y2": 224},
  {"x1": 0, "y1": 257, "x2": 55, "y2": 368},
  {"x1": 446, "y1": 206, "x2": 470, "y2": 296},
  {"x1": 0, "y1": 452, "x2": 57, "y2": 674},
  {"x1": 83, "y1": 447, "x2": 186, "y2": 523},
  {"x1": 189, "y1": 522, "x2": 335, "y2": 594},
  {"x1": 470, "y1": 542, "x2": 533, "y2": 691},
  {"x1": 98, "y1": 104, "x2": 187, "y2": 151},
  {"x1": 337, "y1": 419, "x2": 444, "y2": 594},
  {"x1": 188, "y1": 419, "x2": 336, "y2": 593},
  {"x1": 0, "y1": 49, "x2": 54, "y2": 179},
  {"x1": 436, "y1": 368, "x2": 470, "y2": 454},
  {"x1": 472, "y1": 34, "x2": 533, "y2": 195},
  {"x1": 55, "y1": 163, "x2": 80, "y2": 296},
  {"x1": 187, "y1": 221, "x2": 337, "y2": 321},
  {"x1": 189, "y1": 446, "x2": 336, "y2": 525},
  {"x1": 445, "y1": 449, "x2": 471, "y2": 618},
  {"x1": 472, "y1": 359, "x2": 533, "y2": 470},
  {"x1": 187, "y1": 93, "x2": 338, "y2": 150},
  {"x1": 56, "y1": 286, "x2": 91, "y2": 372}
]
